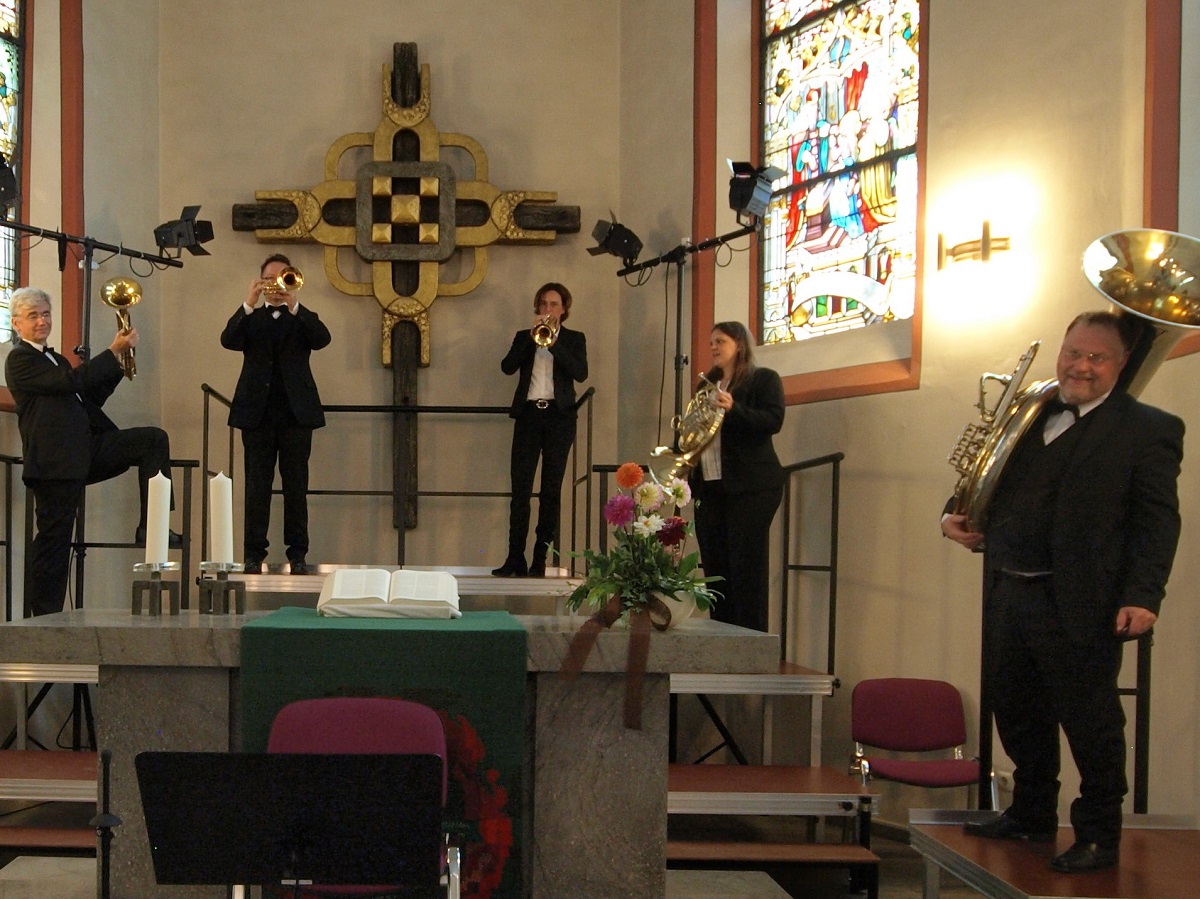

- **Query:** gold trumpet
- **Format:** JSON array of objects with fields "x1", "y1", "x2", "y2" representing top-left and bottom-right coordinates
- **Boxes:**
[
  {"x1": 101, "y1": 276, "x2": 142, "y2": 380},
  {"x1": 261, "y1": 266, "x2": 304, "y2": 294},
  {"x1": 532, "y1": 315, "x2": 559, "y2": 347}
]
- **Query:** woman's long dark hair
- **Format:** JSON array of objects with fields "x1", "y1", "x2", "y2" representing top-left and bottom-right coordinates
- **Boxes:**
[{"x1": 703, "y1": 321, "x2": 756, "y2": 390}]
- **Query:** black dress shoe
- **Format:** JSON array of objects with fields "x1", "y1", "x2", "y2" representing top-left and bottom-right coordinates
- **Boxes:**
[
  {"x1": 964, "y1": 813, "x2": 1057, "y2": 843},
  {"x1": 243, "y1": 560, "x2": 263, "y2": 575},
  {"x1": 491, "y1": 558, "x2": 528, "y2": 577},
  {"x1": 1050, "y1": 841, "x2": 1118, "y2": 873},
  {"x1": 289, "y1": 559, "x2": 309, "y2": 575},
  {"x1": 528, "y1": 559, "x2": 546, "y2": 578},
  {"x1": 134, "y1": 527, "x2": 184, "y2": 549}
]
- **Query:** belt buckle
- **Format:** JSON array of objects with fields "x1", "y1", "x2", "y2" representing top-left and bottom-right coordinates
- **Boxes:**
[{"x1": 534, "y1": 399, "x2": 551, "y2": 410}]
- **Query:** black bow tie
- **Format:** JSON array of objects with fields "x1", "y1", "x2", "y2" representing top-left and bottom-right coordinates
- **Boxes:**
[
  {"x1": 1046, "y1": 396, "x2": 1080, "y2": 420},
  {"x1": 41, "y1": 345, "x2": 53, "y2": 356}
]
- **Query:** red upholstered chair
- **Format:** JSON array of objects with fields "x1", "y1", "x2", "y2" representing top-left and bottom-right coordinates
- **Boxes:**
[
  {"x1": 850, "y1": 678, "x2": 996, "y2": 809},
  {"x1": 266, "y1": 697, "x2": 460, "y2": 899}
]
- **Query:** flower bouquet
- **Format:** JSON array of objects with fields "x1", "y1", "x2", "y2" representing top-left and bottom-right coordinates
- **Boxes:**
[
  {"x1": 559, "y1": 462, "x2": 720, "y2": 730},
  {"x1": 565, "y1": 461, "x2": 720, "y2": 627}
]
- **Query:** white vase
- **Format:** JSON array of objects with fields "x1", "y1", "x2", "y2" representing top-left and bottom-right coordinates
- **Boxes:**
[{"x1": 653, "y1": 590, "x2": 697, "y2": 629}]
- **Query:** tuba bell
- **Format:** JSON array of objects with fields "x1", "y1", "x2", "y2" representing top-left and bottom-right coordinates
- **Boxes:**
[
  {"x1": 531, "y1": 316, "x2": 559, "y2": 347},
  {"x1": 948, "y1": 229, "x2": 1200, "y2": 530},
  {"x1": 649, "y1": 374, "x2": 726, "y2": 484},
  {"x1": 101, "y1": 276, "x2": 142, "y2": 380}
]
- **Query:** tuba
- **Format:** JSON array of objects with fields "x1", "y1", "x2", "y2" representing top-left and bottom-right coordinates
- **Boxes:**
[
  {"x1": 101, "y1": 276, "x2": 142, "y2": 380},
  {"x1": 949, "y1": 229, "x2": 1200, "y2": 530},
  {"x1": 649, "y1": 374, "x2": 726, "y2": 484},
  {"x1": 531, "y1": 316, "x2": 559, "y2": 347}
]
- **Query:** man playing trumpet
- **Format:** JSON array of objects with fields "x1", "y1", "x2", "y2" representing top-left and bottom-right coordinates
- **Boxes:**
[
  {"x1": 221, "y1": 253, "x2": 330, "y2": 574},
  {"x1": 6, "y1": 286, "x2": 178, "y2": 616}
]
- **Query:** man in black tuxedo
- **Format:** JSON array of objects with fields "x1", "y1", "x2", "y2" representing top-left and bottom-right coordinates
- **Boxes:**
[
  {"x1": 6, "y1": 286, "x2": 175, "y2": 616},
  {"x1": 943, "y1": 311, "x2": 1184, "y2": 873},
  {"x1": 492, "y1": 282, "x2": 588, "y2": 577},
  {"x1": 221, "y1": 254, "x2": 330, "y2": 574}
]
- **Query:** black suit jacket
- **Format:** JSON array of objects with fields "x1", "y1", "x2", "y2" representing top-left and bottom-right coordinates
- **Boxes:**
[
  {"x1": 986, "y1": 391, "x2": 1183, "y2": 641},
  {"x1": 220, "y1": 304, "x2": 331, "y2": 430},
  {"x1": 691, "y1": 366, "x2": 786, "y2": 495},
  {"x1": 502, "y1": 326, "x2": 588, "y2": 417},
  {"x1": 5, "y1": 341, "x2": 122, "y2": 482}
]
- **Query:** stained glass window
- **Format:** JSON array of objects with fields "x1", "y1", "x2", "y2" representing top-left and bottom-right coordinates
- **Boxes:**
[
  {"x1": 759, "y1": 0, "x2": 919, "y2": 345},
  {"x1": 0, "y1": 0, "x2": 20, "y2": 341}
]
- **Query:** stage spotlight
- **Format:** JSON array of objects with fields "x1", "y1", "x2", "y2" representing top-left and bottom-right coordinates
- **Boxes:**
[
  {"x1": 728, "y1": 160, "x2": 785, "y2": 225},
  {"x1": 154, "y1": 205, "x2": 214, "y2": 256},
  {"x1": 587, "y1": 214, "x2": 643, "y2": 266}
]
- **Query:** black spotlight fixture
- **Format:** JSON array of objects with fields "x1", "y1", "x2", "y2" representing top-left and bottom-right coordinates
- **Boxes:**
[
  {"x1": 727, "y1": 160, "x2": 785, "y2": 225},
  {"x1": 587, "y1": 214, "x2": 643, "y2": 266},
  {"x1": 154, "y1": 205, "x2": 214, "y2": 256}
]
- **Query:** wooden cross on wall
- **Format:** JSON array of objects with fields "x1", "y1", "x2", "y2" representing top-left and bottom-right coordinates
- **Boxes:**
[{"x1": 232, "y1": 43, "x2": 580, "y2": 559}]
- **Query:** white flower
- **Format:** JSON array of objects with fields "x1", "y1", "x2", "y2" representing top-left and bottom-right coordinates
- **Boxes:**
[
  {"x1": 633, "y1": 514, "x2": 664, "y2": 537},
  {"x1": 664, "y1": 478, "x2": 692, "y2": 508},
  {"x1": 634, "y1": 482, "x2": 666, "y2": 512}
]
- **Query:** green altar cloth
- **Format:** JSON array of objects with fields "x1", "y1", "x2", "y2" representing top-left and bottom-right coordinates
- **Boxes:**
[{"x1": 240, "y1": 607, "x2": 527, "y2": 899}]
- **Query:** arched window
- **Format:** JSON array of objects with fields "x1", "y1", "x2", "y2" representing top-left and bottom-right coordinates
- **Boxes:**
[
  {"x1": 0, "y1": 0, "x2": 24, "y2": 341},
  {"x1": 759, "y1": 0, "x2": 920, "y2": 345}
]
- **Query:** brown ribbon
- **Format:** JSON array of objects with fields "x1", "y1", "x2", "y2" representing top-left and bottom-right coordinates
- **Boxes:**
[{"x1": 559, "y1": 594, "x2": 676, "y2": 730}]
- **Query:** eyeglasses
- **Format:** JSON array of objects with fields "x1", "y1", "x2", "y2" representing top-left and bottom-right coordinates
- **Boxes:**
[
  {"x1": 1060, "y1": 349, "x2": 1117, "y2": 365},
  {"x1": 21, "y1": 310, "x2": 52, "y2": 322}
]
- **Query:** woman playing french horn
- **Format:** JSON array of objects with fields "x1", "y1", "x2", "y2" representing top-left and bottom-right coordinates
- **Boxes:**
[{"x1": 689, "y1": 321, "x2": 785, "y2": 633}]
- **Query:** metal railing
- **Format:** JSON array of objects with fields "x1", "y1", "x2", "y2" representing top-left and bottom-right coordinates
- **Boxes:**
[{"x1": 200, "y1": 385, "x2": 596, "y2": 568}]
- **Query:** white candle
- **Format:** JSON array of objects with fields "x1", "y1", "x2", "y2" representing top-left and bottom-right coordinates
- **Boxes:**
[
  {"x1": 209, "y1": 472, "x2": 234, "y2": 564},
  {"x1": 145, "y1": 472, "x2": 172, "y2": 564}
]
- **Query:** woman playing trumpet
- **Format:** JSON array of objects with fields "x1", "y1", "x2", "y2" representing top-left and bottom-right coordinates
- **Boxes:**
[{"x1": 493, "y1": 282, "x2": 588, "y2": 577}]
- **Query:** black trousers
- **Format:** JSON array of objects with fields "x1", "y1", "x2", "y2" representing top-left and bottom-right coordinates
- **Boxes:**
[
  {"x1": 985, "y1": 573, "x2": 1127, "y2": 847},
  {"x1": 241, "y1": 417, "x2": 313, "y2": 563},
  {"x1": 693, "y1": 480, "x2": 782, "y2": 633},
  {"x1": 505, "y1": 402, "x2": 575, "y2": 563},
  {"x1": 26, "y1": 426, "x2": 171, "y2": 617}
]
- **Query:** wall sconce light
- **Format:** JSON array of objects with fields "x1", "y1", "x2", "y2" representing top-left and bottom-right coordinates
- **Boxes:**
[{"x1": 937, "y1": 221, "x2": 1011, "y2": 270}]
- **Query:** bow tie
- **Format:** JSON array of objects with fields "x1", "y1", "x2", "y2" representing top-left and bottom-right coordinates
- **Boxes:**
[
  {"x1": 41, "y1": 345, "x2": 53, "y2": 356},
  {"x1": 1046, "y1": 396, "x2": 1080, "y2": 420}
]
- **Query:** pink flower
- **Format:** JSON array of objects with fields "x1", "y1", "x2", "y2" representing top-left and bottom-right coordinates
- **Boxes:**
[
  {"x1": 604, "y1": 494, "x2": 637, "y2": 528},
  {"x1": 657, "y1": 516, "x2": 687, "y2": 547}
]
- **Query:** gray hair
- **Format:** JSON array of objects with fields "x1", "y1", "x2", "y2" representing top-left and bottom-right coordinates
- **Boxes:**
[{"x1": 10, "y1": 287, "x2": 52, "y2": 317}]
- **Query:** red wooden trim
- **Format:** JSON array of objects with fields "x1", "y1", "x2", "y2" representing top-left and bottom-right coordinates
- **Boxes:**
[
  {"x1": 746, "y1": 3, "x2": 763, "y2": 334},
  {"x1": 58, "y1": 0, "x2": 84, "y2": 360},
  {"x1": 691, "y1": 0, "x2": 718, "y2": 383},
  {"x1": 1144, "y1": 0, "x2": 1180, "y2": 231}
]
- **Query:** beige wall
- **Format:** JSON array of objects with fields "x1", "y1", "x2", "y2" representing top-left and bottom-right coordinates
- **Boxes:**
[{"x1": 1, "y1": 0, "x2": 1196, "y2": 827}]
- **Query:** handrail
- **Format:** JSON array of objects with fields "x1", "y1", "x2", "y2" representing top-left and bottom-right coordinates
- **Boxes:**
[
  {"x1": 200, "y1": 384, "x2": 596, "y2": 567},
  {"x1": 0, "y1": 453, "x2": 18, "y2": 621},
  {"x1": 779, "y1": 451, "x2": 844, "y2": 673}
]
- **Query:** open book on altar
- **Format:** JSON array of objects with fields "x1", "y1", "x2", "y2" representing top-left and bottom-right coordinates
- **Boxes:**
[{"x1": 316, "y1": 568, "x2": 462, "y2": 619}]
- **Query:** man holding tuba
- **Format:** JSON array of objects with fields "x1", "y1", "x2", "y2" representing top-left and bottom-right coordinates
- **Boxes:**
[
  {"x1": 6, "y1": 286, "x2": 179, "y2": 616},
  {"x1": 221, "y1": 253, "x2": 330, "y2": 575},
  {"x1": 942, "y1": 311, "x2": 1184, "y2": 873}
]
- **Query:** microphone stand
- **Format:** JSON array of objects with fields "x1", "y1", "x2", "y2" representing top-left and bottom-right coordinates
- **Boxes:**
[
  {"x1": 616, "y1": 222, "x2": 757, "y2": 451},
  {"x1": 0, "y1": 219, "x2": 183, "y2": 360}
]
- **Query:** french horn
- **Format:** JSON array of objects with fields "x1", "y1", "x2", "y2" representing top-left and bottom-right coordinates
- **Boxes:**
[
  {"x1": 649, "y1": 374, "x2": 726, "y2": 483},
  {"x1": 948, "y1": 229, "x2": 1200, "y2": 531},
  {"x1": 101, "y1": 276, "x2": 142, "y2": 380}
]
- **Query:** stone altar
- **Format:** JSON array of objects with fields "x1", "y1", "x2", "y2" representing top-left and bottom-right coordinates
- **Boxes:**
[{"x1": 0, "y1": 609, "x2": 778, "y2": 898}]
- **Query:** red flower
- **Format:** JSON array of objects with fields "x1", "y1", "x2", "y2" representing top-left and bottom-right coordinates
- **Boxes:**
[{"x1": 657, "y1": 515, "x2": 687, "y2": 547}]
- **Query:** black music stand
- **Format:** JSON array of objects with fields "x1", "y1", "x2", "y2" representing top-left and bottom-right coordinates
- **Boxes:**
[{"x1": 135, "y1": 751, "x2": 443, "y2": 895}]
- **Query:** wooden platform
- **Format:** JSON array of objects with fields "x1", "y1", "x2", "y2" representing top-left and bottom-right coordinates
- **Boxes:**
[
  {"x1": 910, "y1": 809, "x2": 1200, "y2": 898},
  {"x1": 668, "y1": 764, "x2": 872, "y2": 817},
  {"x1": 0, "y1": 752, "x2": 97, "y2": 803}
]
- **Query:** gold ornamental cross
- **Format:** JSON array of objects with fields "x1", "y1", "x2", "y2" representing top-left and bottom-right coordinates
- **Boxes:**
[{"x1": 232, "y1": 42, "x2": 579, "y2": 366}]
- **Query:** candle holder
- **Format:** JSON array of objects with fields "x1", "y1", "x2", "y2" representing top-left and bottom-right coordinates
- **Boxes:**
[
  {"x1": 131, "y1": 562, "x2": 181, "y2": 616},
  {"x1": 197, "y1": 562, "x2": 247, "y2": 615}
]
